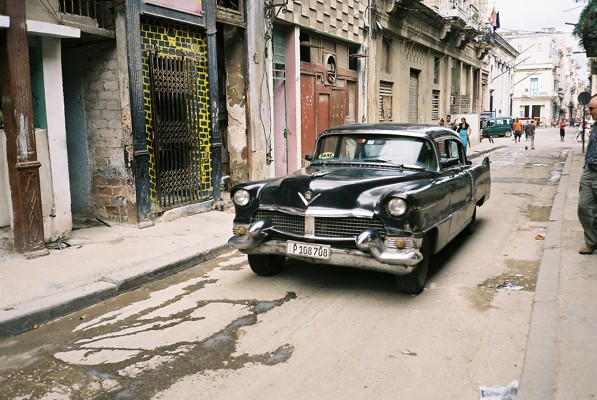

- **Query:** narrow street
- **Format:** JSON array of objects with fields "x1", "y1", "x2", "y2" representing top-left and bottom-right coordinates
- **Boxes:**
[{"x1": 0, "y1": 129, "x2": 579, "y2": 399}]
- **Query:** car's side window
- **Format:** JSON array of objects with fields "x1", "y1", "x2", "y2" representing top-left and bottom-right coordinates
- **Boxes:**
[{"x1": 438, "y1": 138, "x2": 464, "y2": 169}]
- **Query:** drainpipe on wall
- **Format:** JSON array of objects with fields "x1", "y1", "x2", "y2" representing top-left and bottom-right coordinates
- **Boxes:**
[{"x1": 205, "y1": 0, "x2": 223, "y2": 205}]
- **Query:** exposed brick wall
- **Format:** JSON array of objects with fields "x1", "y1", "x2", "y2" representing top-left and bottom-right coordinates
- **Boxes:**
[{"x1": 81, "y1": 41, "x2": 130, "y2": 223}]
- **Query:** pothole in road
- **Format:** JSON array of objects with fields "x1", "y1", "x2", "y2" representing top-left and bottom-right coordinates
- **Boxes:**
[{"x1": 467, "y1": 258, "x2": 540, "y2": 312}]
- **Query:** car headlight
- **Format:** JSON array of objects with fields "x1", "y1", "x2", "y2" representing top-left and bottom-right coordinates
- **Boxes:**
[
  {"x1": 233, "y1": 189, "x2": 251, "y2": 207},
  {"x1": 387, "y1": 198, "x2": 408, "y2": 217}
]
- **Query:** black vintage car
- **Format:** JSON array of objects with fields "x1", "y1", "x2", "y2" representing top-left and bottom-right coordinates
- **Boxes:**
[{"x1": 229, "y1": 123, "x2": 491, "y2": 294}]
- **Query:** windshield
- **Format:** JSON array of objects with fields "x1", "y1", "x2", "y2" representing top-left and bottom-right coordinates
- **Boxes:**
[{"x1": 312, "y1": 134, "x2": 438, "y2": 170}]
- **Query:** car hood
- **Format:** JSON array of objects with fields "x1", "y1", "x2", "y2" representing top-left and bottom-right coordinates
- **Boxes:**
[{"x1": 256, "y1": 164, "x2": 434, "y2": 213}]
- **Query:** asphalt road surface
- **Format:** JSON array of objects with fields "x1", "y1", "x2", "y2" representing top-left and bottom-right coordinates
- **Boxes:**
[{"x1": 0, "y1": 128, "x2": 575, "y2": 399}]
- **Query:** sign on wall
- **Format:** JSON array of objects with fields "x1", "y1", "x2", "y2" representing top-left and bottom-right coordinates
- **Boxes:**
[{"x1": 144, "y1": 0, "x2": 202, "y2": 16}]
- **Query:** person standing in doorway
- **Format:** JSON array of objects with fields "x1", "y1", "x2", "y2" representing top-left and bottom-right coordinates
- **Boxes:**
[
  {"x1": 577, "y1": 94, "x2": 597, "y2": 254},
  {"x1": 513, "y1": 118, "x2": 523, "y2": 143},
  {"x1": 560, "y1": 119, "x2": 566, "y2": 141},
  {"x1": 525, "y1": 119, "x2": 536, "y2": 149},
  {"x1": 456, "y1": 117, "x2": 470, "y2": 153}
]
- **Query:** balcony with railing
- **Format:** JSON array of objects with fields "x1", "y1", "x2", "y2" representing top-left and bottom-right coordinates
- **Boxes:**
[
  {"x1": 437, "y1": 0, "x2": 481, "y2": 29},
  {"x1": 59, "y1": 0, "x2": 115, "y2": 33}
]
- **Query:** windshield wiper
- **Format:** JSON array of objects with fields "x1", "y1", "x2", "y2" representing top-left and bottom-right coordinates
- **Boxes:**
[{"x1": 361, "y1": 158, "x2": 404, "y2": 167}]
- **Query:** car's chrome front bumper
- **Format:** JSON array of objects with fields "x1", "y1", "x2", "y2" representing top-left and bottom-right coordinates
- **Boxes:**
[{"x1": 228, "y1": 220, "x2": 424, "y2": 276}]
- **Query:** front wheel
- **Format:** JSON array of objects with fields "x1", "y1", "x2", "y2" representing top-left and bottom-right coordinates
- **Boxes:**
[
  {"x1": 504, "y1": 130, "x2": 512, "y2": 137},
  {"x1": 248, "y1": 254, "x2": 285, "y2": 276},
  {"x1": 395, "y1": 236, "x2": 430, "y2": 295}
]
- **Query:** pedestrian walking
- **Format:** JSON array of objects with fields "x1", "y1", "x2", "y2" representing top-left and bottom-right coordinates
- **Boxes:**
[
  {"x1": 577, "y1": 94, "x2": 597, "y2": 255},
  {"x1": 525, "y1": 119, "x2": 536, "y2": 149},
  {"x1": 559, "y1": 119, "x2": 566, "y2": 141},
  {"x1": 456, "y1": 117, "x2": 470, "y2": 153},
  {"x1": 513, "y1": 118, "x2": 523, "y2": 143},
  {"x1": 479, "y1": 118, "x2": 493, "y2": 143}
]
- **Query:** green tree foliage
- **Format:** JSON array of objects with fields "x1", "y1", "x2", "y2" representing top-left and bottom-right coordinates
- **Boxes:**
[{"x1": 574, "y1": 0, "x2": 597, "y2": 47}]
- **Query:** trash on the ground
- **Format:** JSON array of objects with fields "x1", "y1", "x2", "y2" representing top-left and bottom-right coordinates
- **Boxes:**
[
  {"x1": 498, "y1": 282, "x2": 524, "y2": 291},
  {"x1": 515, "y1": 274, "x2": 524, "y2": 278},
  {"x1": 46, "y1": 241, "x2": 71, "y2": 250},
  {"x1": 401, "y1": 349, "x2": 417, "y2": 356},
  {"x1": 535, "y1": 234, "x2": 545, "y2": 240},
  {"x1": 96, "y1": 217, "x2": 111, "y2": 227},
  {"x1": 479, "y1": 380, "x2": 518, "y2": 399}
]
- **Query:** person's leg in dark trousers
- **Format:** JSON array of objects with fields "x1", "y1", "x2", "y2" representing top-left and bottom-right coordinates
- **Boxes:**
[{"x1": 578, "y1": 167, "x2": 597, "y2": 253}]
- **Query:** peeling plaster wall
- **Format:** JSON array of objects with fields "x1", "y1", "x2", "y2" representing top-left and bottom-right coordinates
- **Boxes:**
[
  {"x1": 224, "y1": 26, "x2": 249, "y2": 187},
  {"x1": 246, "y1": 0, "x2": 272, "y2": 180},
  {"x1": 26, "y1": 0, "x2": 60, "y2": 23}
]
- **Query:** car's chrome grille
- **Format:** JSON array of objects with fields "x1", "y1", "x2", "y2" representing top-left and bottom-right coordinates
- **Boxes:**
[{"x1": 253, "y1": 210, "x2": 386, "y2": 239}]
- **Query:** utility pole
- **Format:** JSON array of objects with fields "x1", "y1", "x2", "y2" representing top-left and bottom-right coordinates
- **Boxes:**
[{"x1": 0, "y1": 0, "x2": 47, "y2": 256}]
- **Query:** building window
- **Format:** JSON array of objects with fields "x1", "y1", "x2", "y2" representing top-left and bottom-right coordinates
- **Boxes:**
[
  {"x1": 382, "y1": 38, "x2": 392, "y2": 74},
  {"x1": 299, "y1": 32, "x2": 311, "y2": 62},
  {"x1": 530, "y1": 77, "x2": 538, "y2": 97},
  {"x1": 434, "y1": 57, "x2": 441, "y2": 84},
  {"x1": 379, "y1": 81, "x2": 393, "y2": 121},
  {"x1": 432, "y1": 90, "x2": 440, "y2": 121}
]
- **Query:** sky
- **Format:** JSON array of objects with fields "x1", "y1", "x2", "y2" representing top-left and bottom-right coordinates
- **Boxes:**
[
  {"x1": 490, "y1": 0, "x2": 588, "y2": 76},
  {"x1": 491, "y1": 0, "x2": 584, "y2": 46}
]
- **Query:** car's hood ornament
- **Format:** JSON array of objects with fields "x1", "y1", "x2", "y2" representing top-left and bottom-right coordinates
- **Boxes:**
[
  {"x1": 298, "y1": 190, "x2": 321, "y2": 206},
  {"x1": 311, "y1": 171, "x2": 331, "y2": 178}
]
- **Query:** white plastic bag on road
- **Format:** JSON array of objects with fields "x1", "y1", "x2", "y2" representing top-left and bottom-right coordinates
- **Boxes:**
[{"x1": 479, "y1": 380, "x2": 518, "y2": 399}]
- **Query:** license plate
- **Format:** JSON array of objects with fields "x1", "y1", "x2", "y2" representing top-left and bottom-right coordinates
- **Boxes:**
[{"x1": 286, "y1": 241, "x2": 331, "y2": 260}]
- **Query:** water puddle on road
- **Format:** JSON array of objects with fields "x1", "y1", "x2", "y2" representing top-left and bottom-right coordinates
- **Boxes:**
[{"x1": 0, "y1": 252, "x2": 298, "y2": 399}]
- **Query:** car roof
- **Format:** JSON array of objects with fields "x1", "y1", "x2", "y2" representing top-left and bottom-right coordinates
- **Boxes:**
[
  {"x1": 319, "y1": 123, "x2": 460, "y2": 141},
  {"x1": 487, "y1": 116, "x2": 513, "y2": 121}
]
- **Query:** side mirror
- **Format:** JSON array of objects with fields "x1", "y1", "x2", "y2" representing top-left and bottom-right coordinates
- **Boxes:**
[{"x1": 305, "y1": 154, "x2": 313, "y2": 161}]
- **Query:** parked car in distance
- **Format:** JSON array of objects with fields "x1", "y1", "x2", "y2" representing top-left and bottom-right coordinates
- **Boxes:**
[
  {"x1": 228, "y1": 123, "x2": 491, "y2": 295},
  {"x1": 481, "y1": 117, "x2": 514, "y2": 138}
]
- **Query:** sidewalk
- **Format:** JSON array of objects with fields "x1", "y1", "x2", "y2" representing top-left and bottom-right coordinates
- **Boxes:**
[
  {"x1": 0, "y1": 206, "x2": 235, "y2": 341},
  {"x1": 518, "y1": 145, "x2": 597, "y2": 399},
  {"x1": 0, "y1": 139, "x2": 595, "y2": 398}
]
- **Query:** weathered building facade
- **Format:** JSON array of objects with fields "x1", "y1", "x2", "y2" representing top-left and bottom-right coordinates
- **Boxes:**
[
  {"x1": 366, "y1": 0, "x2": 491, "y2": 140},
  {"x1": 4, "y1": 0, "x2": 544, "y2": 255},
  {"x1": 482, "y1": 33, "x2": 518, "y2": 118},
  {"x1": 503, "y1": 29, "x2": 577, "y2": 125},
  {"x1": 1, "y1": 0, "x2": 226, "y2": 253}
]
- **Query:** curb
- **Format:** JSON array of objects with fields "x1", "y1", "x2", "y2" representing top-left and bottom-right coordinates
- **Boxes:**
[
  {"x1": 517, "y1": 148, "x2": 573, "y2": 399},
  {"x1": 0, "y1": 243, "x2": 233, "y2": 341}
]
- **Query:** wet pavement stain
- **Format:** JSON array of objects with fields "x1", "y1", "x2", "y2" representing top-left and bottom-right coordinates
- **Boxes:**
[
  {"x1": 0, "y1": 253, "x2": 298, "y2": 400},
  {"x1": 522, "y1": 204, "x2": 552, "y2": 222},
  {"x1": 466, "y1": 259, "x2": 540, "y2": 312}
]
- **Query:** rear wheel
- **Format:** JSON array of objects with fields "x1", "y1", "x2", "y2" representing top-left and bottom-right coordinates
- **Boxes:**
[
  {"x1": 248, "y1": 254, "x2": 285, "y2": 276},
  {"x1": 504, "y1": 130, "x2": 512, "y2": 137},
  {"x1": 395, "y1": 236, "x2": 429, "y2": 295}
]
